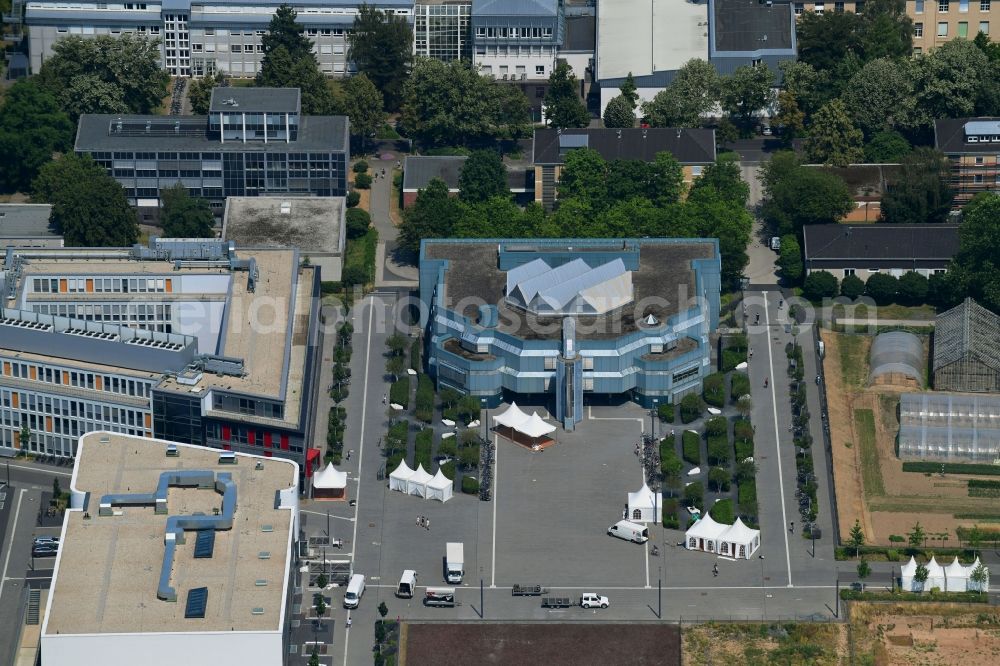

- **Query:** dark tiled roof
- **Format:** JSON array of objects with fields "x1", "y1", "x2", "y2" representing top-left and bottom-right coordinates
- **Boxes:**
[
  {"x1": 75, "y1": 114, "x2": 348, "y2": 153},
  {"x1": 802, "y1": 224, "x2": 960, "y2": 264},
  {"x1": 711, "y1": 0, "x2": 794, "y2": 52},
  {"x1": 208, "y1": 87, "x2": 300, "y2": 113},
  {"x1": 934, "y1": 117, "x2": 1000, "y2": 154},
  {"x1": 402, "y1": 156, "x2": 531, "y2": 192},
  {"x1": 563, "y1": 15, "x2": 595, "y2": 51},
  {"x1": 532, "y1": 128, "x2": 716, "y2": 165}
]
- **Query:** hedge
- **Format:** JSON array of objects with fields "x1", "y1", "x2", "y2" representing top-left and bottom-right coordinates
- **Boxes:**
[
  {"x1": 969, "y1": 478, "x2": 1000, "y2": 488},
  {"x1": 684, "y1": 481, "x2": 704, "y2": 510},
  {"x1": 707, "y1": 436, "x2": 730, "y2": 465},
  {"x1": 903, "y1": 462, "x2": 1000, "y2": 476},
  {"x1": 414, "y1": 428, "x2": 433, "y2": 470},
  {"x1": 440, "y1": 461, "x2": 456, "y2": 480},
  {"x1": 462, "y1": 476, "x2": 480, "y2": 494},
  {"x1": 839, "y1": 590, "x2": 987, "y2": 603},
  {"x1": 410, "y1": 337, "x2": 422, "y2": 371},
  {"x1": 657, "y1": 402, "x2": 674, "y2": 423},
  {"x1": 415, "y1": 374, "x2": 434, "y2": 422},
  {"x1": 735, "y1": 437, "x2": 754, "y2": 462},
  {"x1": 682, "y1": 430, "x2": 701, "y2": 465},
  {"x1": 389, "y1": 377, "x2": 410, "y2": 409},
  {"x1": 738, "y1": 479, "x2": 758, "y2": 517},
  {"x1": 680, "y1": 394, "x2": 702, "y2": 423},
  {"x1": 385, "y1": 421, "x2": 409, "y2": 456},
  {"x1": 703, "y1": 372, "x2": 725, "y2": 408},
  {"x1": 705, "y1": 416, "x2": 727, "y2": 437},
  {"x1": 662, "y1": 497, "x2": 680, "y2": 529},
  {"x1": 834, "y1": 545, "x2": 979, "y2": 562},
  {"x1": 437, "y1": 437, "x2": 458, "y2": 457},
  {"x1": 708, "y1": 466, "x2": 730, "y2": 492},
  {"x1": 730, "y1": 372, "x2": 751, "y2": 401},
  {"x1": 709, "y1": 498, "x2": 734, "y2": 524}
]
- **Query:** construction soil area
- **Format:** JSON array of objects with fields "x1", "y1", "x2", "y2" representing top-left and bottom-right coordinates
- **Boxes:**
[
  {"x1": 683, "y1": 621, "x2": 846, "y2": 665},
  {"x1": 849, "y1": 602, "x2": 1000, "y2": 665},
  {"x1": 821, "y1": 330, "x2": 1000, "y2": 545},
  {"x1": 402, "y1": 623, "x2": 680, "y2": 665}
]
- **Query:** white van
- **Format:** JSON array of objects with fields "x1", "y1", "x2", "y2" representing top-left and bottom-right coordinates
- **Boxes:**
[
  {"x1": 607, "y1": 520, "x2": 649, "y2": 544},
  {"x1": 396, "y1": 570, "x2": 417, "y2": 599},
  {"x1": 343, "y1": 574, "x2": 365, "y2": 609}
]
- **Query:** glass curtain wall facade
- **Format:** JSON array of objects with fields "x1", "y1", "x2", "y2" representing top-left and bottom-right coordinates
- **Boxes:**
[{"x1": 414, "y1": 2, "x2": 472, "y2": 61}]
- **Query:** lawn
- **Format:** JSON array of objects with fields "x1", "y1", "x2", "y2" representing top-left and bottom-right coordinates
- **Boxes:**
[
  {"x1": 837, "y1": 334, "x2": 868, "y2": 388},
  {"x1": 344, "y1": 227, "x2": 378, "y2": 286},
  {"x1": 854, "y1": 409, "x2": 885, "y2": 497}
]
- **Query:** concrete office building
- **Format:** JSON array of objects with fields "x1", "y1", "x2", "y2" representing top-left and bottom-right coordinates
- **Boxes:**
[
  {"x1": 471, "y1": 0, "x2": 563, "y2": 80},
  {"x1": 74, "y1": 87, "x2": 349, "y2": 214},
  {"x1": 0, "y1": 238, "x2": 323, "y2": 475},
  {"x1": 40, "y1": 431, "x2": 298, "y2": 666},
  {"x1": 419, "y1": 238, "x2": 721, "y2": 430},
  {"x1": 793, "y1": 1, "x2": 995, "y2": 55},
  {"x1": 24, "y1": 0, "x2": 412, "y2": 77}
]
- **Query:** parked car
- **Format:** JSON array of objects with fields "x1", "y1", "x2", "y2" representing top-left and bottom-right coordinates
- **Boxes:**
[
  {"x1": 32, "y1": 545, "x2": 58, "y2": 558},
  {"x1": 33, "y1": 536, "x2": 59, "y2": 545},
  {"x1": 580, "y1": 593, "x2": 609, "y2": 609}
]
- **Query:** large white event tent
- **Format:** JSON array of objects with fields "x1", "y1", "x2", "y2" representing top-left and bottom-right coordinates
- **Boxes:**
[
  {"x1": 492, "y1": 402, "x2": 557, "y2": 445},
  {"x1": 685, "y1": 514, "x2": 760, "y2": 559},
  {"x1": 312, "y1": 462, "x2": 348, "y2": 500},
  {"x1": 626, "y1": 482, "x2": 661, "y2": 524},
  {"x1": 387, "y1": 459, "x2": 452, "y2": 502},
  {"x1": 901, "y1": 556, "x2": 989, "y2": 592}
]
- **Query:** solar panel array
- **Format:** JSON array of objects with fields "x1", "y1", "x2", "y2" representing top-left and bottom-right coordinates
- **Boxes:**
[
  {"x1": 185, "y1": 587, "x2": 209, "y2": 619},
  {"x1": 193, "y1": 530, "x2": 216, "y2": 559}
]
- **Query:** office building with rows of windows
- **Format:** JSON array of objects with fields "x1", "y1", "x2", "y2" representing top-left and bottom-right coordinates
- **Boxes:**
[
  {"x1": 0, "y1": 238, "x2": 323, "y2": 478},
  {"x1": 419, "y1": 238, "x2": 721, "y2": 430},
  {"x1": 471, "y1": 0, "x2": 563, "y2": 80},
  {"x1": 74, "y1": 87, "x2": 349, "y2": 213},
  {"x1": 23, "y1": 0, "x2": 412, "y2": 77}
]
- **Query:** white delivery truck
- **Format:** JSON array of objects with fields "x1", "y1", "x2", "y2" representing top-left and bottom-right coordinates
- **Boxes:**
[
  {"x1": 445, "y1": 542, "x2": 464, "y2": 584},
  {"x1": 607, "y1": 520, "x2": 649, "y2": 544},
  {"x1": 396, "y1": 570, "x2": 417, "y2": 598},
  {"x1": 343, "y1": 573, "x2": 365, "y2": 609}
]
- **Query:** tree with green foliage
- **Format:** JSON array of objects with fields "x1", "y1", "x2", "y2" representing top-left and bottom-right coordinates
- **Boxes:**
[
  {"x1": 778, "y1": 60, "x2": 829, "y2": 119},
  {"x1": 797, "y1": 10, "x2": 864, "y2": 75},
  {"x1": 38, "y1": 34, "x2": 168, "y2": 119},
  {"x1": 642, "y1": 58, "x2": 719, "y2": 128},
  {"x1": 806, "y1": 99, "x2": 864, "y2": 167},
  {"x1": 187, "y1": 73, "x2": 228, "y2": 115},
  {"x1": 949, "y1": 192, "x2": 1000, "y2": 312},
  {"x1": 909, "y1": 40, "x2": 993, "y2": 130},
  {"x1": 618, "y1": 72, "x2": 639, "y2": 108},
  {"x1": 865, "y1": 273, "x2": 899, "y2": 305},
  {"x1": 970, "y1": 561, "x2": 989, "y2": 594},
  {"x1": 679, "y1": 393, "x2": 702, "y2": 424},
  {"x1": 257, "y1": 6, "x2": 338, "y2": 114},
  {"x1": 842, "y1": 58, "x2": 915, "y2": 138},
  {"x1": 459, "y1": 150, "x2": 507, "y2": 203},
  {"x1": 880, "y1": 148, "x2": 953, "y2": 224},
  {"x1": 348, "y1": 4, "x2": 413, "y2": 111},
  {"x1": 689, "y1": 154, "x2": 749, "y2": 207},
  {"x1": 543, "y1": 61, "x2": 589, "y2": 129},
  {"x1": 160, "y1": 184, "x2": 215, "y2": 238},
  {"x1": 777, "y1": 234, "x2": 803, "y2": 284},
  {"x1": 316, "y1": 573, "x2": 328, "y2": 589},
  {"x1": 848, "y1": 519, "x2": 866, "y2": 558},
  {"x1": 720, "y1": 65, "x2": 775, "y2": 136},
  {"x1": 761, "y1": 154, "x2": 853, "y2": 236},
  {"x1": 896, "y1": 271, "x2": 929, "y2": 306},
  {"x1": 803, "y1": 271, "x2": 839, "y2": 301},
  {"x1": 378, "y1": 601, "x2": 389, "y2": 619},
  {"x1": 19, "y1": 425, "x2": 31, "y2": 450},
  {"x1": 313, "y1": 592, "x2": 326, "y2": 619},
  {"x1": 343, "y1": 73, "x2": 386, "y2": 146},
  {"x1": 974, "y1": 31, "x2": 1000, "y2": 64},
  {"x1": 773, "y1": 90, "x2": 805, "y2": 146},
  {"x1": 840, "y1": 274, "x2": 865, "y2": 299},
  {"x1": 857, "y1": 559, "x2": 871, "y2": 589},
  {"x1": 864, "y1": 130, "x2": 911, "y2": 164},
  {"x1": 0, "y1": 79, "x2": 75, "y2": 194},
  {"x1": 858, "y1": 0, "x2": 913, "y2": 62},
  {"x1": 398, "y1": 178, "x2": 467, "y2": 252},
  {"x1": 33, "y1": 154, "x2": 138, "y2": 247},
  {"x1": 602, "y1": 94, "x2": 635, "y2": 128},
  {"x1": 402, "y1": 59, "x2": 530, "y2": 147},
  {"x1": 345, "y1": 208, "x2": 371, "y2": 239},
  {"x1": 557, "y1": 147, "x2": 608, "y2": 208}
]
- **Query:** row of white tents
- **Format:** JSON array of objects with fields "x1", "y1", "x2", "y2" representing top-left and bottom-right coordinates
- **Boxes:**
[
  {"x1": 492, "y1": 402, "x2": 557, "y2": 439},
  {"x1": 900, "y1": 556, "x2": 989, "y2": 592},
  {"x1": 388, "y1": 460, "x2": 453, "y2": 502},
  {"x1": 685, "y1": 513, "x2": 761, "y2": 560}
]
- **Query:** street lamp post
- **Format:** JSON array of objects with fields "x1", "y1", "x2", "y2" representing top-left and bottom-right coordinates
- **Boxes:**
[
  {"x1": 759, "y1": 554, "x2": 766, "y2": 620},
  {"x1": 650, "y1": 398, "x2": 658, "y2": 440}
]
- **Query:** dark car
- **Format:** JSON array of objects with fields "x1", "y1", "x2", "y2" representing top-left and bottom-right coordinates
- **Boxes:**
[{"x1": 32, "y1": 544, "x2": 59, "y2": 557}]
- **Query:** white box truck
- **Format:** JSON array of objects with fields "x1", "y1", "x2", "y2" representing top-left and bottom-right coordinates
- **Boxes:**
[{"x1": 445, "y1": 542, "x2": 464, "y2": 584}]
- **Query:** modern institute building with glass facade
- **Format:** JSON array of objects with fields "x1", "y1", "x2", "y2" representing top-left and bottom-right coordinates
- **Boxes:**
[
  {"x1": 419, "y1": 238, "x2": 721, "y2": 430},
  {"x1": 74, "y1": 87, "x2": 349, "y2": 214}
]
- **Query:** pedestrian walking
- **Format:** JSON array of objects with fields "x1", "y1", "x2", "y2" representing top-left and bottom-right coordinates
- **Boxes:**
[
  {"x1": 425, "y1": 518, "x2": 430, "y2": 531},
  {"x1": 346, "y1": 617, "x2": 352, "y2": 629},
  {"x1": 383, "y1": 393, "x2": 387, "y2": 405}
]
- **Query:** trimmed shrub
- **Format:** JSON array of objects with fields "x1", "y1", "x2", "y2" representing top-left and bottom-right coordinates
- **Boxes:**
[
  {"x1": 661, "y1": 446, "x2": 683, "y2": 490},
  {"x1": 346, "y1": 190, "x2": 361, "y2": 207},
  {"x1": 841, "y1": 274, "x2": 865, "y2": 299},
  {"x1": 682, "y1": 430, "x2": 701, "y2": 465},
  {"x1": 441, "y1": 461, "x2": 456, "y2": 479},
  {"x1": 897, "y1": 271, "x2": 929, "y2": 305},
  {"x1": 707, "y1": 436, "x2": 730, "y2": 465},
  {"x1": 738, "y1": 478, "x2": 758, "y2": 517},
  {"x1": 730, "y1": 372, "x2": 751, "y2": 401},
  {"x1": 354, "y1": 172, "x2": 372, "y2": 189},
  {"x1": 709, "y1": 498, "x2": 735, "y2": 524},
  {"x1": 459, "y1": 443, "x2": 480, "y2": 469},
  {"x1": 353, "y1": 160, "x2": 369, "y2": 173},
  {"x1": 708, "y1": 466, "x2": 731, "y2": 492},
  {"x1": 461, "y1": 476, "x2": 480, "y2": 494},
  {"x1": 803, "y1": 270, "x2": 839, "y2": 301},
  {"x1": 345, "y1": 208, "x2": 371, "y2": 239},
  {"x1": 437, "y1": 436, "x2": 458, "y2": 457},
  {"x1": 680, "y1": 393, "x2": 702, "y2": 424},
  {"x1": 414, "y1": 374, "x2": 434, "y2": 422},
  {"x1": 410, "y1": 337, "x2": 422, "y2": 371},
  {"x1": 733, "y1": 418, "x2": 754, "y2": 441},
  {"x1": 414, "y1": 428, "x2": 433, "y2": 470},
  {"x1": 865, "y1": 273, "x2": 898, "y2": 305},
  {"x1": 389, "y1": 377, "x2": 409, "y2": 409},
  {"x1": 703, "y1": 372, "x2": 725, "y2": 407},
  {"x1": 902, "y1": 462, "x2": 1000, "y2": 476},
  {"x1": 657, "y1": 402, "x2": 674, "y2": 423},
  {"x1": 684, "y1": 481, "x2": 704, "y2": 510}
]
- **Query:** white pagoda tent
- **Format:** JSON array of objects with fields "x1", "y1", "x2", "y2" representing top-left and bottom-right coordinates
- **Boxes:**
[
  {"x1": 313, "y1": 463, "x2": 348, "y2": 500},
  {"x1": 925, "y1": 556, "x2": 946, "y2": 591},
  {"x1": 426, "y1": 469, "x2": 454, "y2": 503},
  {"x1": 407, "y1": 464, "x2": 433, "y2": 498},
  {"x1": 901, "y1": 556, "x2": 918, "y2": 591},
  {"x1": 902, "y1": 555, "x2": 989, "y2": 592},
  {"x1": 492, "y1": 402, "x2": 556, "y2": 447},
  {"x1": 944, "y1": 557, "x2": 969, "y2": 592},
  {"x1": 685, "y1": 515, "x2": 760, "y2": 559},
  {"x1": 388, "y1": 459, "x2": 414, "y2": 493},
  {"x1": 626, "y1": 482, "x2": 661, "y2": 524},
  {"x1": 493, "y1": 402, "x2": 530, "y2": 429}
]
